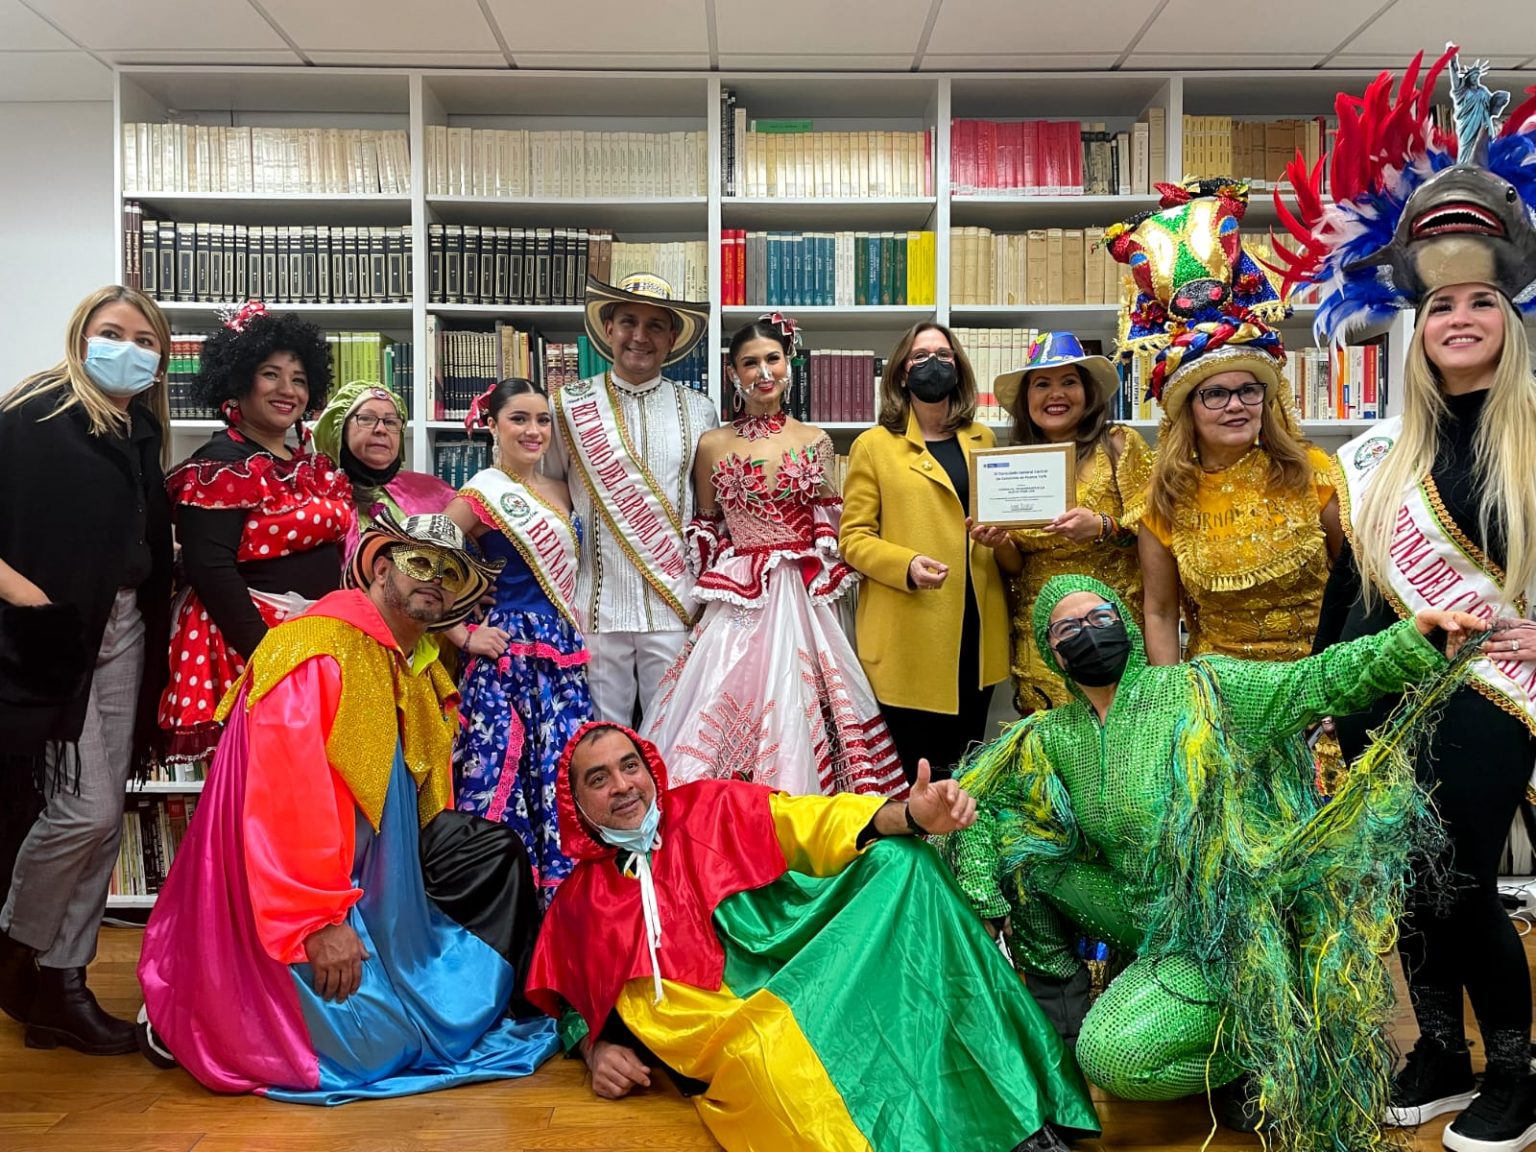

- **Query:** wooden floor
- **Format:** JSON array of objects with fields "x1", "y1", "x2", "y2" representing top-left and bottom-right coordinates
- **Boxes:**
[{"x1": 0, "y1": 926, "x2": 1521, "y2": 1152}]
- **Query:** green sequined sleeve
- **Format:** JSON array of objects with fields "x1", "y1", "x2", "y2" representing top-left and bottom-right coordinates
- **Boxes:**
[
  {"x1": 948, "y1": 808, "x2": 1013, "y2": 920},
  {"x1": 1206, "y1": 616, "x2": 1443, "y2": 747}
]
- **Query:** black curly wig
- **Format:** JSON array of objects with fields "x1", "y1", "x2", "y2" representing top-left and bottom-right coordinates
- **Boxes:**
[{"x1": 192, "y1": 311, "x2": 333, "y2": 419}]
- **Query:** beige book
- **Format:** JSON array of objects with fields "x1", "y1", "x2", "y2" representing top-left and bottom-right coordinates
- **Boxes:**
[
  {"x1": 1148, "y1": 107, "x2": 1167, "y2": 185},
  {"x1": 1026, "y1": 229, "x2": 1048, "y2": 304},
  {"x1": 1063, "y1": 229, "x2": 1086, "y2": 305},
  {"x1": 1046, "y1": 227, "x2": 1065, "y2": 305}
]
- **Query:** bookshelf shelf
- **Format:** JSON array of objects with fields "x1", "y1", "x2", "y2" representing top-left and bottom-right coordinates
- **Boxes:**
[
  {"x1": 722, "y1": 197, "x2": 938, "y2": 231},
  {"x1": 723, "y1": 305, "x2": 933, "y2": 330},
  {"x1": 128, "y1": 781, "x2": 205, "y2": 794},
  {"x1": 168, "y1": 419, "x2": 223, "y2": 431},
  {"x1": 426, "y1": 196, "x2": 707, "y2": 232},
  {"x1": 157, "y1": 301, "x2": 412, "y2": 328},
  {"x1": 949, "y1": 194, "x2": 1161, "y2": 228},
  {"x1": 949, "y1": 303, "x2": 1121, "y2": 329},
  {"x1": 105, "y1": 896, "x2": 158, "y2": 910},
  {"x1": 427, "y1": 303, "x2": 584, "y2": 322},
  {"x1": 125, "y1": 192, "x2": 413, "y2": 226}
]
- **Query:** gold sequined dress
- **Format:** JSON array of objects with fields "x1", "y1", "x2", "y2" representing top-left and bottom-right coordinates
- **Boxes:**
[{"x1": 1008, "y1": 426, "x2": 1153, "y2": 711}]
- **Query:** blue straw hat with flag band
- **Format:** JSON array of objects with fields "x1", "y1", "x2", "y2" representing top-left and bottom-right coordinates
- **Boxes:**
[{"x1": 994, "y1": 331, "x2": 1121, "y2": 412}]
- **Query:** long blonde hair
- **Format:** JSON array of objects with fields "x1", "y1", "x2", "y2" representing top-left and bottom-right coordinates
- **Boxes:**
[
  {"x1": 1148, "y1": 395, "x2": 1316, "y2": 528},
  {"x1": 2, "y1": 286, "x2": 172, "y2": 459},
  {"x1": 1352, "y1": 294, "x2": 1536, "y2": 612}
]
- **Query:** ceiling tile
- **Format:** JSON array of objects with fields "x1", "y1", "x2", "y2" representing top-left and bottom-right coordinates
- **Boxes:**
[
  {"x1": 308, "y1": 50, "x2": 508, "y2": 66},
  {"x1": 511, "y1": 51, "x2": 711, "y2": 68},
  {"x1": 257, "y1": 0, "x2": 495, "y2": 51},
  {"x1": 1325, "y1": 54, "x2": 1531, "y2": 70},
  {"x1": 1124, "y1": 53, "x2": 1326, "y2": 69},
  {"x1": 926, "y1": 0, "x2": 1155, "y2": 55},
  {"x1": 482, "y1": 0, "x2": 709, "y2": 54},
  {"x1": 920, "y1": 53, "x2": 1122, "y2": 71},
  {"x1": 717, "y1": 0, "x2": 930, "y2": 56},
  {"x1": 0, "y1": 49, "x2": 110, "y2": 100},
  {"x1": 1137, "y1": 0, "x2": 1374, "y2": 54},
  {"x1": 719, "y1": 53, "x2": 915, "y2": 71},
  {"x1": 107, "y1": 49, "x2": 304, "y2": 65},
  {"x1": 24, "y1": 0, "x2": 288, "y2": 51},
  {"x1": 1344, "y1": 1, "x2": 1534, "y2": 58},
  {"x1": 0, "y1": 0, "x2": 79, "y2": 50}
]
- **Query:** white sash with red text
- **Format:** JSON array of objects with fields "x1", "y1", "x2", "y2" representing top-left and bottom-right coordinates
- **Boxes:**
[
  {"x1": 461, "y1": 469, "x2": 581, "y2": 629},
  {"x1": 554, "y1": 374, "x2": 695, "y2": 625},
  {"x1": 1337, "y1": 418, "x2": 1536, "y2": 734}
]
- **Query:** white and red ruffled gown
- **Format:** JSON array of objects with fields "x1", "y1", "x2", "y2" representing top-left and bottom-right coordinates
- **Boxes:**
[{"x1": 642, "y1": 426, "x2": 905, "y2": 797}]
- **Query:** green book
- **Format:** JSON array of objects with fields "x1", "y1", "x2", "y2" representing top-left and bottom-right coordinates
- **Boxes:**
[{"x1": 752, "y1": 118, "x2": 813, "y2": 134}]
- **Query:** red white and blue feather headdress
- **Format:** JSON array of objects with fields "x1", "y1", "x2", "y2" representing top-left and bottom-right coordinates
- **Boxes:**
[{"x1": 1270, "y1": 44, "x2": 1536, "y2": 345}]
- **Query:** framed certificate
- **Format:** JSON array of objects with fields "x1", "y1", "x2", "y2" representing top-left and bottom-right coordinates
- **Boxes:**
[{"x1": 968, "y1": 443, "x2": 1076, "y2": 528}]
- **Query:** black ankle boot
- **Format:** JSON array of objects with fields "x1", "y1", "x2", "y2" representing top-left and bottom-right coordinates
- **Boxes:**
[
  {"x1": 0, "y1": 930, "x2": 37, "y2": 1024},
  {"x1": 25, "y1": 966, "x2": 136, "y2": 1055}
]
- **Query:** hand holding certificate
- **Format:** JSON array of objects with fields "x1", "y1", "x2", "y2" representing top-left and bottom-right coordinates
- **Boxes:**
[{"x1": 967, "y1": 444, "x2": 1076, "y2": 528}]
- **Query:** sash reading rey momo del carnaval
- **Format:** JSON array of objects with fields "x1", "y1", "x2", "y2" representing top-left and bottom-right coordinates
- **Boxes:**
[
  {"x1": 1336, "y1": 418, "x2": 1536, "y2": 735},
  {"x1": 554, "y1": 374, "x2": 696, "y2": 626},
  {"x1": 459, "y1": 469, "x2": 581, "y2": 628}
]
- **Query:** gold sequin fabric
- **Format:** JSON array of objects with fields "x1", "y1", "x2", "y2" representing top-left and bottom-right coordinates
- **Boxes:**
[
  {"x1": 1008, "y1": 427, "x2": 1154, "y2": 711},
  {"x1": 218, "y1": 614, "x2": 458, "y2": 829}
]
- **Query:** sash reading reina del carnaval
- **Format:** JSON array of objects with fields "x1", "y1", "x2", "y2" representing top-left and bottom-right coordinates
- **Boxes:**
[
  {"x1": 553, "y1": 373, "x2": 694, "y2": 626},
  {"x1": 1267, "y1": 42, "x2": 1536, "y2": 735}
]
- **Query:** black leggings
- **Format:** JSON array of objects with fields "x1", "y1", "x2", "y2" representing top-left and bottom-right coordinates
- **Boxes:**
[{"x1": 1336, "y1": 685, "x2": 1535, "y2": 1069}]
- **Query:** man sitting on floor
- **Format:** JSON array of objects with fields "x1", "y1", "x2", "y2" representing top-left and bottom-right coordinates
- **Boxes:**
[
  {"x1": 136, "y1": 512, "x2": 560, "y2": 1102},
  {"x1": 527, "y1": 721, "x2": 1100, "y2": 1152}
]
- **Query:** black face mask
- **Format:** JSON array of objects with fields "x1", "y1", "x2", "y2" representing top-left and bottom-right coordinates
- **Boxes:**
[
  {"x1": 906, "y1": 358, "x2": 959, "y2": 403},
  {"x1": 1054, "y1": 622, "x2": 1132, "y2": 688},
  {"x1": 340, "y1": 438, "x2": 402, "y2": 490}
]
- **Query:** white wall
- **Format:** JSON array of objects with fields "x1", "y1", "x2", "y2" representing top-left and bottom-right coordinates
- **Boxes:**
[{"x1": 0, "y1": 101, "x2": 114, "y2": 389}]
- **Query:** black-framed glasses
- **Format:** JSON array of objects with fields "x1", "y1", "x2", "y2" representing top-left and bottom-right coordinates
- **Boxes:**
[
  {"x1": 1047, "y1": 603, "x2": 1121, "y2": 643},
  {"x1": 1195, "y1": 382, "x2": 1266, "y2": 410},
  {"x1": 907, "y1": 349, "x2": 957, "y2": 367},
  {"x1": 352, "y1": 413, "x2": 404, "y2": 432}
]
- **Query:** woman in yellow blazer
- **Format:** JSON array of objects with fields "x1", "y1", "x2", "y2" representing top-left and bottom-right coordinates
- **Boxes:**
[{"x1": 841, "y1": 322, "x2": 1016, "y2": 782}]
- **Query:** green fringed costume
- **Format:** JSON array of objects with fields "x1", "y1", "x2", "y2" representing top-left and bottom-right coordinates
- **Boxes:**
[{"x1": 951, "y1": 573, "x2": 1461, "y2": 1152}]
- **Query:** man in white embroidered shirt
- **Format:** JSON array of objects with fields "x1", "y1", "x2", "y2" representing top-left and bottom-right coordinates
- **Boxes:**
[{"x1": 547, "y1": 273, "x2": 716, "y2": 724}]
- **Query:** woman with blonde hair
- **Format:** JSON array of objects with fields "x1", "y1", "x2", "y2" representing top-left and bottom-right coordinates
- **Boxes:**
[
  {"x1": 1280, "y1": 49, "x2": 1536, "y2": 1147},
  {"x1": 0, "y1": 285, "x2": 174, "y2": 1055},
  {"x1": 841, "y1": 321, "x2": 1016, "y2": 780}
]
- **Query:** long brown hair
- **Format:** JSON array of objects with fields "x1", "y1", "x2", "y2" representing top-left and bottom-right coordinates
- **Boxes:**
[
  {"x1": 876, "y1": 322, "x2": 978, "y2": 435},
  {"x1": 2, "y1": 286, "x2": 172, "y2": 462},
  {"x1": 1009, "y1": 366, "x2": 1113, "y2": 462}
]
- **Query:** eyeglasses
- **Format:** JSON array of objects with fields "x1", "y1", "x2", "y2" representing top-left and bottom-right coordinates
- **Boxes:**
[
  {"x1": 1195, "y1": 382, "x2": 1267, "y2": 410},
  {"x1": 907, "y1": 349, "x2": 957, "y2": 367},
  {"x1": 388, "y1": 546, "x2": 470, "y2": 595},
  {"x1": 352, "y1": 413, "x2": 403, "y2": 432},
  {"x1": 1047, "y1": 603, "x2": 1121, "y2": 643}
]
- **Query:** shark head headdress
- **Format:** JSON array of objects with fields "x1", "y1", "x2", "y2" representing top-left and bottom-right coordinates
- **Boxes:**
[{"x1": 1268, "y1": 43, "x2": 1536, "y2": 344}]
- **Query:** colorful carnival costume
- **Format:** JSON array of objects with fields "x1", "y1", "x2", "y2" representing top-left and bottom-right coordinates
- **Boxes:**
[
  {"x1": 138, "y1": 515, "x2": 558, "y2": 1102},
  {"x1": 993, "y1": 333, "x2": 1153, "y2": 711},
  {"x1": 950, "y1": 573, "x2": 1474, "y2": 1152},
  {"x1": 529, "y1": 723, "x2": 1099, "y2": 1152},
  {"x1": 453, "y1": 466, "x2": 591, "y2": 899},
  {"x1": 158, "y1": 426, "x2": 353, "y2": 766},
  {"x1": 643, "y1": 412, "x2": 905, "y2": 796},
  {"x1": 1274, "y1": 45, "x2": 1536, "y2": 1148}
]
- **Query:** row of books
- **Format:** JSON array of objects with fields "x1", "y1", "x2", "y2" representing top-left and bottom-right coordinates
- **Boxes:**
[
  {"x1": 720, "y1": 90, "x2": 935, "y2": 199},
  {"x1": 733, "y1": 350, "x2": 884, "y2": 424},
  {"x1": 950, "y1": 226, "x2": 1124, "y2": 307},
  {"x1": 122, "y1": 123, "x2": 411, "y2": 195},
  {"x1": 719, "y1": 230, "x2": 937, "y2": 309},
  {"x1": 108, "y1": 794, "x2": 198, "y2": 899},
  {"x1": 951, "y1": 113, "x2": 1168, "y2": 197},
  {"x1": 950, "y1": 327, "x2": 1065, "y2": 424},
  {"x1": 124, "y1": 204, "x2": 413, "y2": 305},
  {"x1": 1180, "y1": 116, "x2": 1329, "y2": 188},
  {"x1": 1286, "y1": 344, "x2": 1387, "y2": 421},
  {"x1": 423, "y1": 126, "x2": 708, "y2": 199},
  {"x1": 431, "y1": 437, "x2": 493, "y2": 489}
]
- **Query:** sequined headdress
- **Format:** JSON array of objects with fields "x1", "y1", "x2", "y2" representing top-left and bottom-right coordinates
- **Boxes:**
[
  {"x1": 1106, "y1": 178, "x2": 1293, "y2": 422},
  {"x1": 1270, "y1": 44, "x2": 1536, "y2": 344}
]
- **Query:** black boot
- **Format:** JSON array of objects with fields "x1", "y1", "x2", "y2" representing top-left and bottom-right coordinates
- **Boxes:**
[
  {"x1": 1011, "y1": 1125, "x2": 1069, "y2": 1152},
  {"x1": 1214, "y1": 1074, "x2": 1276, "y2": 1134},
  {"x1": 0, "y1": 929, "x2": 37, "y2": 1024},
  {"x1": 25, "y1": 966, "x2": 136, "y2": 1055},
  {"x1": 1386, "y1": 1038, "x2": 1478, "y2": 1127}
]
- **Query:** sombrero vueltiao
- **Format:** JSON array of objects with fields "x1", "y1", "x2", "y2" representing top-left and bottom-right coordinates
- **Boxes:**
[
  {"x1": 583, "y1": 273, "x2": 709, "y2": 369},
  {"x1": 994, "y1": 331, "x2": 1121, "y2": 413},
  {"x1": 344, "y1": 509, "x2": 502, "y2": 631}
]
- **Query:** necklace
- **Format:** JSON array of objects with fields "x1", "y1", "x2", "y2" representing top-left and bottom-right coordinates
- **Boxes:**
[
  {"x1": 734, "y1": 410, "x2": 787, "y2": 441},
  {"x1": 497, "y1": 464, "x2": 536, "y2": 485}
]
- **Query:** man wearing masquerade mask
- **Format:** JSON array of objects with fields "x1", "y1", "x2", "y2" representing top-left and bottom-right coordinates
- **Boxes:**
[
  {"x1": 134, "y1": 511, "x2": 561, "y2": 1101},
  {"x1": 527, "y1": 721, "x2": 1100, "y2": 1152},
  {"x1": 950, "y1": 572, "x2": 1486, "y2": 1152}
]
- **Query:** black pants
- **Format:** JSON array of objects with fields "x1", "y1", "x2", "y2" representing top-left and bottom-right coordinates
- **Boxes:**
[{"x1": 1336, "y1": 684, "x2": 1535, "y2": 1069}]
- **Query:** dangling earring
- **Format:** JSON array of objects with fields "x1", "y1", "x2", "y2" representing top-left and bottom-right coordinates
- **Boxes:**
[
  {"x1": 730, "y1": 377, "x2": 745, "y2": 415},
  {"x1": 221, "y1": 398, "x2": 241, "y2": 425}
]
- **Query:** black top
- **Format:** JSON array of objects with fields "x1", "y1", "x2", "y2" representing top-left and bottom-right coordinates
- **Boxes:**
[
  {"x1": 177, "y1": 431, "x2": 343, "y2": 658},
  {"x1": 927, "y1": 435, "x2": 970, "y2": 513}
]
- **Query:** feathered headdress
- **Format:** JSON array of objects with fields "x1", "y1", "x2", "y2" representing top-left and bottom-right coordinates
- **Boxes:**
[
  {"x1": 1269, "y1": 44, "x2": 1536, "y2": 344},
  {"x1": 1106, "y1": 178, "x2": 1293, "y2": 421}
]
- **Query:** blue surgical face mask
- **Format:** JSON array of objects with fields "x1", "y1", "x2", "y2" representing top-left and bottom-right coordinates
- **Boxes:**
[
  {"x1": 594, "y1": 797, "x2": 662, "y2": 856},
  {"x1": 84, "y1": 336, "x2": 160, "y2": 397}
]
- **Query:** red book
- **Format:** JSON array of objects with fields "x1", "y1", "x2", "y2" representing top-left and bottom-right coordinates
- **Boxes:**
[
  {"x1": 1021, "y1": 120, "x2": 1039, "y2": 194},
  {"x1": 1067, "y1": 121, "x2": 1084, "y2": 194},
  {"x1": 978, "y1": 120, "x2": 998, "y2": 191}
]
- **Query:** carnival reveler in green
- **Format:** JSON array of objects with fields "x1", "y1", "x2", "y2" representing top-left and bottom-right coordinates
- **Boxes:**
[{"x1": 949, "y1": 572, "x2": 1487, "y2": 1152}]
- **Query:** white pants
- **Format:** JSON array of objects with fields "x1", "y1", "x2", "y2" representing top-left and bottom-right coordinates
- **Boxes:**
[{"x1": 585, "y1": 630, "x2": 687, "y2": 726}]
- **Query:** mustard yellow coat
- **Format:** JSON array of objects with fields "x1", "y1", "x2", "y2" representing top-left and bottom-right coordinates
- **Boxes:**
[{"x1": 840, "y1": 413, "x2": 1010, "y2": 714}]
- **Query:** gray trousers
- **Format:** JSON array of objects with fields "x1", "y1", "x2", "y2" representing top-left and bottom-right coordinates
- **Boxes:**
[{"x1": 2, "y1": 588, "x2": 144, "y2": 969}]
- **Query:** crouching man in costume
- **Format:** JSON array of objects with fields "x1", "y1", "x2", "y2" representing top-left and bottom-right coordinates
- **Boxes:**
[
  {"x1": 527, "y1": 721, "x2": 1100, "y2": 1152},
  {"x1": 950, "y1": 573, "x2": 1485, "y2": 1152},
  {"x1": 136, "y1": 511, "x2": 560, "y2": 1102}
]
